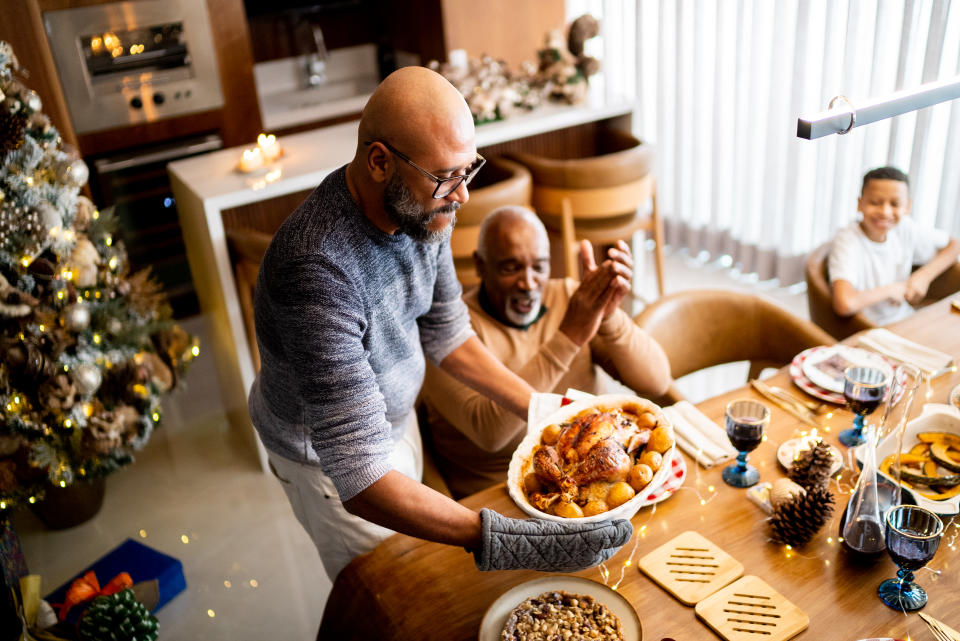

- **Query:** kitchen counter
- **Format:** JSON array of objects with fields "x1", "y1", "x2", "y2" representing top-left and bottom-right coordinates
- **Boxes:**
[{"x1": 168, "y1": 98, "x2": 635, "y2": 470}]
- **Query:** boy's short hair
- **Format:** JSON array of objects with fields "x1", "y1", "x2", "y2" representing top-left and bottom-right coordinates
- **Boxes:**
[{"x1": 862, "y1": 166, "x2": 909, "y2": 194}]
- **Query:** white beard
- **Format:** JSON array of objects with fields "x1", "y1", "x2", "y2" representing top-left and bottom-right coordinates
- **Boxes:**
[{"x1": 504, "y1": 293, "x2": 543, "y2": 326}]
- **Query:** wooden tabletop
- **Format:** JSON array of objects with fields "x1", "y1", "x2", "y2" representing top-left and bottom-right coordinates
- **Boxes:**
[{"x1": 319, "y1": 297, "x2": 960, "y2": 641}]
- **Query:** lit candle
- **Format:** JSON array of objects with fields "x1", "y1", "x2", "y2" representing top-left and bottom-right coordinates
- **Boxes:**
[
  {"x1": 239, "y1": 147, "x2": 264, "y2": 172},
  {"x1": 257, "y1": 133, "x2": 281, "y2": 163}
]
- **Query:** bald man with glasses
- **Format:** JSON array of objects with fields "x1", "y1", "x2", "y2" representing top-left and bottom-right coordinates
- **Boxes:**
[{"x1": 248, "y1": 67, "x2": 632, "y2": 585}]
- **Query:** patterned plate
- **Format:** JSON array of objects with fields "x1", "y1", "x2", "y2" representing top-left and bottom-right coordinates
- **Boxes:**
[
  {"x1": 790, "y1": 347, "x2": 846, "y2": 404},
  {"x1": 641, "y1": 447, "x2": 687, "y2": 506}
]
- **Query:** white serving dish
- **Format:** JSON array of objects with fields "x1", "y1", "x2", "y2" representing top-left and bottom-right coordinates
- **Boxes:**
[
  {"x1": 506, "y1": 394, "x2": 675, "y2": 524},
  {"x1": 867, "y1": 403, "x2": 960, "y2": 516},
  {"x1": 478, "y1": 575, "x2": 642, "y2": 641}
]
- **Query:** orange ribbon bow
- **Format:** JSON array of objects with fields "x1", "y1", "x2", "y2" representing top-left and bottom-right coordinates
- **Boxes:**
[{"x1": 56, "y1": 570, "x2": 133, "y2": 620}]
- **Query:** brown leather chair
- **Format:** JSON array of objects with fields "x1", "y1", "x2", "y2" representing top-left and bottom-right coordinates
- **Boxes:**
[
  {"x1": 634, "y1": 289, "x2": 836, "y2": 406},
  {"x1": 225, "y1": 228, "x2": 273, "y2": 374},
  {"x1": 805, "y1": 241, "x2": 960, "y2": 340},
  {"x1": 451, "y1": 156, "x2": 532, "y2": 287},
  {"x1": 508, "y1": 130, "x2": 665, "y2": 295}
]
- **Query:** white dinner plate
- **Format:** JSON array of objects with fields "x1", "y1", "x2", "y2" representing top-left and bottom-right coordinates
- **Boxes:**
[
  {"x1": 801, "y1": 345, "x2": 894, "y2": 394},
  {"x1": 478, "y1": 575, "x2": 642, "y2": 641},
  {"x1": 776, "y1": 438, "x2": 843, "y2": 477}
]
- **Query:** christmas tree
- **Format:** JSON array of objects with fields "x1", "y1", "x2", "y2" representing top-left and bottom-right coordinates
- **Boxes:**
[{"x1": 0, "y1": 41, "x2": 198, "y2": 511}]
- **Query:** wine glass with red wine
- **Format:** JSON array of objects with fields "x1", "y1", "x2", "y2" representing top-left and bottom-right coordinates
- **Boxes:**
[
  {"x1": 877, "y1": 504, "x2": 943, "y2": 611},
  {"x1": 839, "y1": 366, "x2": 890, "y2": 447},
  {"x1": 722, "y1": 399, "x2": 769, "y2": 488}
]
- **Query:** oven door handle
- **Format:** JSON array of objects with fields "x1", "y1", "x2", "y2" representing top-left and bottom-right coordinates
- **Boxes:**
[{"x1": 94, "y1": 134, "x2": 223, "y2": 173}]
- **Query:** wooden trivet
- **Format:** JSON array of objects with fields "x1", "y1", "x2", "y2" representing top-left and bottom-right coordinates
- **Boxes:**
[
  {"x1": 638, "y1": 530, "x2": 744, "y2": 605},
  {"x1": 694, "y1": 575, "x2": 809, "y2": 641}
]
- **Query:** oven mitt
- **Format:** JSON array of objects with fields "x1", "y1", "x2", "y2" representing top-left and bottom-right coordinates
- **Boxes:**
[{"x1": 472, "y1": 508, "x2": 633, "y2": 572}]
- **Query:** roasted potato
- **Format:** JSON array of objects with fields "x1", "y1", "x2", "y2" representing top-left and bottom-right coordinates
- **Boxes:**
[
  {"x1": 582, "y1": 499, "x2": 609, "y2": 516},
  {"x1": 647, "y1": 425, "x2": 675, "y2": 454},
  {"x1": 554, "y1": 500, "x2": 584, "y2": 518},
  {"x1": 606, "y1": 481, "x2": 636, "y2": 508},
  {"x1": 523, "y1": 472, "x2": 542, "y2": 494},
  {"x1": 541, "y1": 422, "x2": 564, "y2": 445},
  {"x1": 627, "y1": 463, "x2": 653, "y2": 491},
  {"x1": 637, "y1": 411, "x2": 658, "y2": 429},
  {"x1": 638, "y1": 450, "x2": 663, "y2": 472}
]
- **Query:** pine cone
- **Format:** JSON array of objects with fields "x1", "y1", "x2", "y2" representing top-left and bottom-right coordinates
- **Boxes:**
[
  {"x1": 769, "y1": 484, "x2": 835, "y2": 548},
  {"x1": 78, "y1": 588, "x2": 158, "y2": 641},
  {"x1": 0, "y1": 107, "x2": 27, "y2": 154},
  {"x1": 788, "y1": 441, "x2": 837, "y2": 489}
]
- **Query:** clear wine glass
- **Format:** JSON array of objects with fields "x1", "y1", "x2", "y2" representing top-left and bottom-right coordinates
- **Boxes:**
[
  {"x1": 877, "y1": 504, "x2": 943, "y2": 611},
  {"x1": 839, "y1": 366, "x2": 890, "y2": 447},
  {"x1": 722, "y1": 399, "x2": 769, "y2": 488}
]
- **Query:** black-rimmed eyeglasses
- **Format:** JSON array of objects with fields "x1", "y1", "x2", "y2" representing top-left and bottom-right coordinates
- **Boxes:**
[{"x1": 365, "y1": 140, "x2": 485, "y2": 199}]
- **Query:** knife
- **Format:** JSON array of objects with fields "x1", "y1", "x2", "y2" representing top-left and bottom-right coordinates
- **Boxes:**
[{"x1": 749, "y1": 379, "x2": 819, "y2": 427}]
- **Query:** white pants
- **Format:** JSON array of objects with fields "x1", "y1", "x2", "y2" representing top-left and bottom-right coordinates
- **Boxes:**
[{"x1": 267, "y1": 413, "x2": 423, "y2": 581}]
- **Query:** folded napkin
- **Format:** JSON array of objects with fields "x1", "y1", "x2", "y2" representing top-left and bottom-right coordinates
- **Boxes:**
[
  {"x1": 661, "y1": 401, "x2": 738, "y2": 468},
  {"x1": 857, "y1": 328, "x2": 955, "y2": 377}
]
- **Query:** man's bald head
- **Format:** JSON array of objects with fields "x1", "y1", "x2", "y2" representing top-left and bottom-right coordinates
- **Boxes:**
[
  {"x1": 474, "y1": 206, "x2": 551, "y2": 327},
  {"x1": 476, "y1": 206, "x2": 549, "y2": 262},
  {"x1": 358, "y1": 66, "x2": 474, "y2": 157},
  {"x1": 345, "y1": 66, "x2": 478, "y2": 241}
]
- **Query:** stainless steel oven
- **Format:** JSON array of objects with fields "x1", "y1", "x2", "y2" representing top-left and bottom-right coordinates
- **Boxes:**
[
  {"x1": 90, "y1": 134, "x2": 223, "y2": 317},
  {"x1": 44, "y1": 0, "x2": 223, "y2": 134}
]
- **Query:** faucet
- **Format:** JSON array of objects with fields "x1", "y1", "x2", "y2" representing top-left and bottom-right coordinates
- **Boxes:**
[{"x1": 305, "y1": 24, "x2": 328, "y2": 87}]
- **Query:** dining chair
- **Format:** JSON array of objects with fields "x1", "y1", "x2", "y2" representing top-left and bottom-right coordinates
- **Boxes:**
[
  {"x1": 634, "y1": 289, "x2": 836, "y2": 406},
  {"x1": 508, "y1": 129, "x2": 665, "y2": 297},
  {"x1": 225, "y1": 227, "x2": 273, "y2": 374},
  {"x1": 450, "y1": 156, "x2": 532, "y2": 287},
  {"x1": 805, "y1": 241, "x2": 960, "y2": 340}
]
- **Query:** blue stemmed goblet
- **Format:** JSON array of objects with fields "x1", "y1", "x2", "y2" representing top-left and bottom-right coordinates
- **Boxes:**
[
  {"x1": 877, "y1": 504, "x2": 944, "y2": 611},
  {"x1": 839, "y1": 366, "x2": 889, "y2": 447},
  {"x1": 722, "y1": 399, "x2": 769, "y2": 488}
]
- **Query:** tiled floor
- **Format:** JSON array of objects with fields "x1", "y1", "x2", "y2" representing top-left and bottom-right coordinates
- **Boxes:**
[{"x1": 13, "y1": 247, "x2": 808, "y2": 640}]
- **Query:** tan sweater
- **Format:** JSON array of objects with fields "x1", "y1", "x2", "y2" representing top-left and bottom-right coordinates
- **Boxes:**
[{"x1": 421, "y1": 279, "x2": 669, "y2": 498}]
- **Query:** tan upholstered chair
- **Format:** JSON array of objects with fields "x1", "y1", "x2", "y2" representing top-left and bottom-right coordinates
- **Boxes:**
[
  {"x1": 508, "y1": 130, "x2": 665, "y2": 296},
  {"x1": 805, "y1": 242, "x2": 960, "y2": 340},
  {"x1": 634, "y1": 289, "x2": 836, "y2": 406},
  {"x1": 451, "y1": 156, "x2": 532, "y2": 287}
]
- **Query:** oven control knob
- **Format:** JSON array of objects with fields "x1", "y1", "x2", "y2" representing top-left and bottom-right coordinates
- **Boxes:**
[
  {"x1": 130, "y1": 96, "x2": 143, "y2": 109},
  {"x1": 153, "y1": 92, "x2": 166, "y2": 105}
]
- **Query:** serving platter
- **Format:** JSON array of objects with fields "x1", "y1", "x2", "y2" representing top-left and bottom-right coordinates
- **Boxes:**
[
  {"x1": 478, "y1": 575, "x2": 641, "y2": 641},
  {"x1": 862, "y1": 403, "x2": 960, "y2": 515},
  {"x1": 506, "y1": 394, "x2": 676, "y2": 524}
]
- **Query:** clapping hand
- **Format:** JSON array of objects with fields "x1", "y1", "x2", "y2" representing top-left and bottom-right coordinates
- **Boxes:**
[{"x1": 558, "y1": 240, "x2": 633, "y2": 346}]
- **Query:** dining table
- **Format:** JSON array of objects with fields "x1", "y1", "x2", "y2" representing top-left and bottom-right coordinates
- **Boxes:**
[{"x1": 318, "y1": 296, "x2": 960, "y2": 641}]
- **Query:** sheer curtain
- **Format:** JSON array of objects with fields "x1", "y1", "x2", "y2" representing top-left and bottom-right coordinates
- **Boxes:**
[{"x1": 570, "y1": 0, "x2": 960, "y2": 285}]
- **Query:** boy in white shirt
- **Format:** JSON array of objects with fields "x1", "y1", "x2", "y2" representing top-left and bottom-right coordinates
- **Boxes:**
[{"x1": 828, "y1": 166, "x2": 960, "y2": 325}]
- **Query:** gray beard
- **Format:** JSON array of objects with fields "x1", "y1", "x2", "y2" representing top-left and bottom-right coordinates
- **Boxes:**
[{"x1": 384, "y1": 171, "x2": 458, "y2": 244}]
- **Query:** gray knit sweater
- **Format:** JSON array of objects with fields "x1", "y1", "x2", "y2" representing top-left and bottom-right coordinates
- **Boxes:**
[{"x1": 248, "y1": 166, "x2": 473, "y2": 501}]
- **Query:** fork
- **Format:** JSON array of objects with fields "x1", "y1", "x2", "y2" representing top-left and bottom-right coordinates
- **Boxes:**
[
  {"x1": 767, "y1": 384, "x2": 827, "y2": 414},
  {"x1": 920, "y1": 612, "x2": 960, "y2": 641}
]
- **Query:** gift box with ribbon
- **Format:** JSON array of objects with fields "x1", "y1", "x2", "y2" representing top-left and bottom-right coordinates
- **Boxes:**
[{"x1": 44, "y1": 539, "x2": 185, "y2": 625}]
